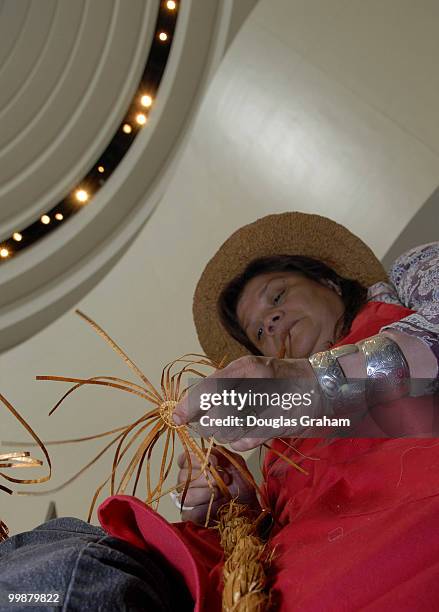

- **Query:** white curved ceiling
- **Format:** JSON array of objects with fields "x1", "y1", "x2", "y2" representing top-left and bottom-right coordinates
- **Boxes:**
[
  {"x1": 0, "y1": 0, "x2": 255, "y2": 352},
  {"x1": 0, "y1": 0, "x2": 157, "y2": 234}
]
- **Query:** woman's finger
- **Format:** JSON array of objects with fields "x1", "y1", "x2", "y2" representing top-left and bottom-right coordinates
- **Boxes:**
[
  {"x1": 178, "y1": 466, "x2": 231, "y2": 487},
  {"x1": 177, "y1": 468, "x2": 212, "y2": 487},
  {"x1": 229, "y1": 437, "x2": 269, "y2": 452},
  {"x1": 177, "y1": 450, "x2": 218, "y2": 469},
  {"x1": 182, "y1": 485, "x2": 222, "y2": 507},
  {"x1": 180, "y1": 504, "x2": 209, "y2": 525}
]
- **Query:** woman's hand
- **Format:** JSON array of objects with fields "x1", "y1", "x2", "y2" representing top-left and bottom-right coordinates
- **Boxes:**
[
  {"x1": 173, "y1": 355, "x2": 320, "y2": 451},
  {"x1": 175, "y1": 447, "x2": 260, "y2": 525}
]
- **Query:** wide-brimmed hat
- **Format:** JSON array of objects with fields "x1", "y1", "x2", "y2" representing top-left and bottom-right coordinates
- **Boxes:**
[{"x1": 193, "y1": 212, "x2": 387, "y2": 364}]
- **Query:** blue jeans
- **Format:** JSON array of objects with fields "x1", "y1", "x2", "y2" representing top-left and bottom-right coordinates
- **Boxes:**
[{"x1": 0, "y1": 517, "x2": 194, "y2": 611}]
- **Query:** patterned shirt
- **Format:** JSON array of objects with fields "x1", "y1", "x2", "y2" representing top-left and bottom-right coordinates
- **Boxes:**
[{"x1": 367, "y1": 242, "x2": 439, "y2": 376}]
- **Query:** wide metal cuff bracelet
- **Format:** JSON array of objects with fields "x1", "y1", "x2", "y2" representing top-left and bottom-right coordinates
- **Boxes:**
[
  {"x1": 308, "y1": 345, "x2": 365, "y2": 415},
  {"x1": 356, "y1": 334, "x2": 410, "y2": 405}
]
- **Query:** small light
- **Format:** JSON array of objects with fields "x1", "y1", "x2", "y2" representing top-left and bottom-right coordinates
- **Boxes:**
[
  {"x1": 55, "y1": 213, "x2": 64, "y2": 221},
  {"x1": 97, "y1": 165, "x2": 105, "y2": 173},
  {"x1": 136, "y1": 113, "x2": 147, "y2": 125},
  {"x1": 75, "y1": 189, "x2": 89, "y2": 203},
  {"x1": 0, "y1": 248, "x2": 9, "y2": 258},
  {"x1": 122, "y1": 123, "x2": 132, "y2": 134},
  {"x1": 12, "y1": 232, "x2": 22, "y2": 242},
  {"x1": 41, "y1": 215, "x2": 51, "y2": 225},
  {"x1": 159, "y1": 32, "x2": 168, "y2": 41},
  {"x1": 166, "y1": 1, "x2": 176, "y2": 10},
  {"x1": 140, "y1": 95, "x2": 152, "y2": 108}
]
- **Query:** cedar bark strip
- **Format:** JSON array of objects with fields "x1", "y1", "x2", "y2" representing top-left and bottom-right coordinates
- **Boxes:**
[{"x1": 0, "y1": 394, "x2": 51, "y2": 541}]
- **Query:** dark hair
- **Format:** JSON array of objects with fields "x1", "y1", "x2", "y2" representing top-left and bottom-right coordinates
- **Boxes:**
[{"x1": 217, "y1": 255, "x2": 368, "y2": 355}]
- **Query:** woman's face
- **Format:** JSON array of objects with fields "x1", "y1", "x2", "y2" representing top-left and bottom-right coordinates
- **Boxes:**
[{"x1": 236, "y1": 271, "x2": 345, "y2": 358}]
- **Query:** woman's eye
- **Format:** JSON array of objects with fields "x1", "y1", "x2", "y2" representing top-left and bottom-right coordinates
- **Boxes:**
[{"x1": 273, "y1": 290, "x2": 285, "y2": 305}]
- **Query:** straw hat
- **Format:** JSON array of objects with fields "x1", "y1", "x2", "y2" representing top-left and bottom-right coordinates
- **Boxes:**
[{"x1": 193, "y1": 212, "x2": 387, "y2": 364}]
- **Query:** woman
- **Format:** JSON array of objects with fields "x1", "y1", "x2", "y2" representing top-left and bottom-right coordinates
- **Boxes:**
[
  {"x1": 100, "y1": 212, "x2": 439, "y2": 611},
  {"x1": 1, "y1": 213, "x2": 438, "y2": 611}
]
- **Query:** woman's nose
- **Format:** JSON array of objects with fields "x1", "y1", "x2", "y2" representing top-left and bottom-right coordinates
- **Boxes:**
[{"x1": 264, "y1": 312, "x2": 282, "y2": 335}]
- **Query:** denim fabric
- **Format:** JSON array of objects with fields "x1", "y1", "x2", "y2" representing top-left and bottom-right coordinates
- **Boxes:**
[{"x1": 0, "y1": 517, "x2": 194, "y2": 611}]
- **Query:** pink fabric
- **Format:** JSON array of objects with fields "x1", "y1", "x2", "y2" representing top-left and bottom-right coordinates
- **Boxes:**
[{"x1": 99, "y1": 302, "x2": 439, "y2": 610}]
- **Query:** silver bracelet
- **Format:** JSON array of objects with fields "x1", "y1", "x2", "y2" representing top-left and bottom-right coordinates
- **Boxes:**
[
  {"x1": 309, "y1": 335, "x2": 411, "y2": 414},
  {"x1": 356, "y1": 334, "x2": 410, "y2": 405},
  {"x1": 308, "y1": 345, "x2": 366, "y2": 415}
]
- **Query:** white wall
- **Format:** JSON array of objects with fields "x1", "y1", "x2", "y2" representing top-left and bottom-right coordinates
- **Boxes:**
[{"x1": 2, "y1": 0, "x2": 439, "y2": 535}]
